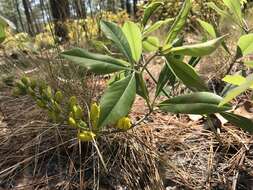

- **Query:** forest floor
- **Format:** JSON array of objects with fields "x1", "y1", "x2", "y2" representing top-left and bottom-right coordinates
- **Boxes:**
[
  {"x1": 0, "y1": 57, "x2": 253, "y2": 190},
  {"x1": 1, "y1": 27, "x2": 253, "y2": 189}
]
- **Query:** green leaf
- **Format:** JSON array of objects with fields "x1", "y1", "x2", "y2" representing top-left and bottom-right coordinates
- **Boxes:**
[
  {"x1": 100, "y1": 20, "x2": 133, "y2": 62},
  {"x1": 244, "y1": 60, "x2": 253, "y2": 68},
  {"x1": 98, "y1": 73, "x2": 136, "y2": 127},
  {"x1": 159, "y1": 92, "x2": 232, "y2": 114},
  {"x1": 0, "y1": 24, "x2": 5, "y2": 43},
  {"x1": 155, "y1": 38, "x2": 185, "y2": 97},
  {"x1": 237, "y1": 34, "x2": 253, "y2": 57},
  {"x1": 197, "y1": 19, "x2": 216, "y2": 38},
  {"x1": 207, "y1": 2, "x2": 231, "y2": 18},
  {"x1": 165, "y1": 35, "x2": 226, "y2": 56},
  {"x1": 90, "y1": 40, "x2": 113, "y2": 55},
  {"x1": 143, "y1": 36, "x2": 160, "y2": 52},
  {"x1": 165, "y1": 56, "x2": 208, "y2": 91},
  {"x1": 165, "y1": 0, "x2": 192, "y2": 44},
  {"x1": 61, "y1": 48, "x2": 130, "y2": 74},
  {"x1": 197, "y1": 19, "x2": 230, "y2": 54},
  {"x1": 223, "y1": 0, "x2": 243, "y2": 24},
  {"x1": 142, "y1": 1, "x2": 163, "y2": 26},
  {"x1": 219, "y1": 73, "x2": 253, "y2": 106},
  {"x1": 0, "y1": 15, "x2": 9, "y2": 43},
  {"x1": 220, "y1": 112, "x2": 253, "y2": 133},
  {"x1": 188, "y1": 56, "x2": 201, "y2": 67},
  {"x1": 222, "y1": 75, "x2": 252, "y2": 87},
  {"x1": 206, "y1": 0, "x2": 242, "y2": 27},
  {"x1": 156, "y1": 62, "x2": 175, "y2": 97},
  {"x1": 136, "y1": 72, "x2": 149, "y2": 101},
  {"x1": 143, "y1": 18, "x2": 174, "y2": 37},
  {"x1": 240, "y1": 0, "x2": 247, "y2": 5},
  {"x1": 122, "y1": 21, "x2": 142, "y2": 62}
]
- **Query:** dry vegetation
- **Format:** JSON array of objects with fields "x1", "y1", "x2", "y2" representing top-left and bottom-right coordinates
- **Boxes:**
[{"x1": 1, "y1": 1, "x2": 253, "y2": 190}]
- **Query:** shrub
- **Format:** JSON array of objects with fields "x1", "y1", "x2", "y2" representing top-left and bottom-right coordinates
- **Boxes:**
[{"x1": 14, "y1": 0, "x2": 253, "y2": 141}]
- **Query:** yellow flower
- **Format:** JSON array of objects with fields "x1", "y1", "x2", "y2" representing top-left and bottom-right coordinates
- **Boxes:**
[
  {"x1": 69, "y1": 96, "x2": 77, "y2": 108},
  {"x1": 78, "y1": 131, "x2": 96, "y2": 142},
  {"x1": 68, "y1": 117, "x2": 77, "y2": 128},
  {"x1": 55, "y1": 91, "x2": 63, "y2": 103},
  {"x1": 90, "y1": 103, "x2": 100, "y2": 129},
  {"x1": 72, "y1": 105, "x2": 83, "y2": 120},
  {"x1": 116, "y1": 117, "x2": 131, "y2": 130}
]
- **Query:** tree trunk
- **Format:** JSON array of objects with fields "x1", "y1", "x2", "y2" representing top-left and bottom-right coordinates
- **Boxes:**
[
  {"x1": 81, "y1": 0, "x2": 87, "y2": 18},
  {"x1": 107, "y1": 0, "x2": 116, "y2": 12},
  {"x1": 15, "y1": 0, "x2": 25, "y2": 32},
  {"x1": 126, "y1": 0, "x2": 131, "y2": 14},
  {"x1": 120, "y1": 0, "x2": 125, "y2": 10},
  {"x1": 133, "y1": 0, "x2": 138, "y2": 17},
  {"x1": 22, "y1": 0, "x2": 34, "y2": 35},
  {"x1": 74, "y1": 0, "x2": 82, "y2": 18},
  {"x1": 49, "y1": 0, "x2": 70, "y2": 42},
  {"x1": 27, "y1": 0, "x2": 40, "y2": 33}
]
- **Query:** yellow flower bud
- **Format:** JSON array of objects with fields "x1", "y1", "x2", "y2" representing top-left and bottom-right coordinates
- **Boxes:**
[
  {"x1": 123, "y1": 117, "x2": 131, "y2": 130},
  {"x1": 72, "y1": 105, "x2": 83, "y2": 120},
  {"x1": 69, "y1": 111, "x2": 74, "y2": 118},
  {"x1": 38, "y1": 81, "x2": 47, "y2": 94},
  {"x1": 69, "y1": 96, "x2": 77, "y2": 108},
  {"x1": 90, "y1": 103, "x2": 100, "y2": 129},
  {"x1": 78, "y1": 131, "x2": 96, "y2": 142},
  {"x1": 55, "y1": 91, "x2": 63, "y2": 103},
  {"x1": 53, "y1": 101, "x2": 61, "y2": 113},
  {"x1": 116, "y1": 117, "x2": 131, "y2": 130},
  {"x1": 46, "y1": 86, "x2": 52, "y2": 98},
  {"x1": 78, "y1": 120, "x2": 88, "y2": 129},
  {"x1": 68, "y1": 117, "x2": 77, "y2": 128}
]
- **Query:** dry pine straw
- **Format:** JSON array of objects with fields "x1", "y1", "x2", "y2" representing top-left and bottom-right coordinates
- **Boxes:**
[{"x1": 0, "y1": 88, "x2": 253, "y2": 190}]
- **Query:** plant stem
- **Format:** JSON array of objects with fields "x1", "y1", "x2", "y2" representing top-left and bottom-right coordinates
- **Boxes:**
[
  {"x1": 224, "y1": 54, "x2": 238, "y2": 76},
  {"x1": 207, "y1": 116, "x2": 222, "y2": 144},
  {"x1": 141, "y1": 53, "x2": 157, "y2": 73},
  {"x1": 132, "y1": 109, "x2": 153, "y2": 128},
  {"x1": 144, "y1": 67, "x2": 171, "y2": 98}
]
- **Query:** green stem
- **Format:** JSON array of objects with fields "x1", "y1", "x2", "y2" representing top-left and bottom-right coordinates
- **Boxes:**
[
  {"x1": 144, "y1": 67, "x2": 171, "y2": 98},
  {"x1": 141, "y1": 53, "x2": 157, "y2": 73}
]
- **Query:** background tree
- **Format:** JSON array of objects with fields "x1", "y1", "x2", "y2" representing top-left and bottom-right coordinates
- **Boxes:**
[
  {"x1": 126, "y1": 0, "x2": 131, "y2": 14},
  {"x1": 49, "y1": 0, "x2": 70, "y2": 41},
  {"x1": 22, "y1": 0, "x2": 35, "y2": 35}
]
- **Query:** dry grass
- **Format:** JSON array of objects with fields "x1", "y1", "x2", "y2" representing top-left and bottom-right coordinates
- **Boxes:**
[
  {"x1": 0, "y1": 87, "x2": 163, "y2": 190},
  {"x1": 1, "y1": 84, "x2": 253, "y2": 190},
  {"x1": 1, "y1": 10, "x2": 253, "y2": 190}
]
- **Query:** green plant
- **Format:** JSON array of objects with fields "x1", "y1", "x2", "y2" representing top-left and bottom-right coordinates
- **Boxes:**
[
  {"x1": 14, "y1": 0, "x2": 253, "y2": 140},
  {"x1": 0, "y1": 15, "x2": 14, "y2": 44},
  {"x1": 60, "y1": 0, "x2": 253, "y2": 132}
]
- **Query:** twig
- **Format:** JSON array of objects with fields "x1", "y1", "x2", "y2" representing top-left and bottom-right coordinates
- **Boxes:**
[
  {"x1": 232, "y1": 148, "x2": 247, "y2": 190},
  {"x1": 92, "y1": 138, "x2": 108, "y2": 172},
  {"x1": 141, "y1": 53, "x2": 157, "y2": 73},
  {"x1": 207, "y1": 116, "x2": 222, "y2": 144},
  {"x1": 225, "y1": 54, "x2": 238, "y2": 76},
  {"x1": 144, "y1": 67, "x2": 171, "y2": 98}
]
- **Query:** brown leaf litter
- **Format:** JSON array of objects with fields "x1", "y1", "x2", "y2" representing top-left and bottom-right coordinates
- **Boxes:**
[{"x1": 1, "y1": 86, "x2": 253, "y2": 190}]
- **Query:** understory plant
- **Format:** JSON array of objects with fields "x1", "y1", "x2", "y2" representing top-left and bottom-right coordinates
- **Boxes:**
[{"x1": 14, "y1": 0, "x2": 253, "y2": 141}]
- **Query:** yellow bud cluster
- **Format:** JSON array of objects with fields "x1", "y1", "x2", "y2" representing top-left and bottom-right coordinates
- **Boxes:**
[
  {"x1": 116, "y1": 117, "x2": 132, "y2": 131},
  {"x1": 90, "y1": 103, "x2": 100, "y2": 129},
  {"x1": 78, "y1": 131, "x2": 96, "y2": 142}
]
